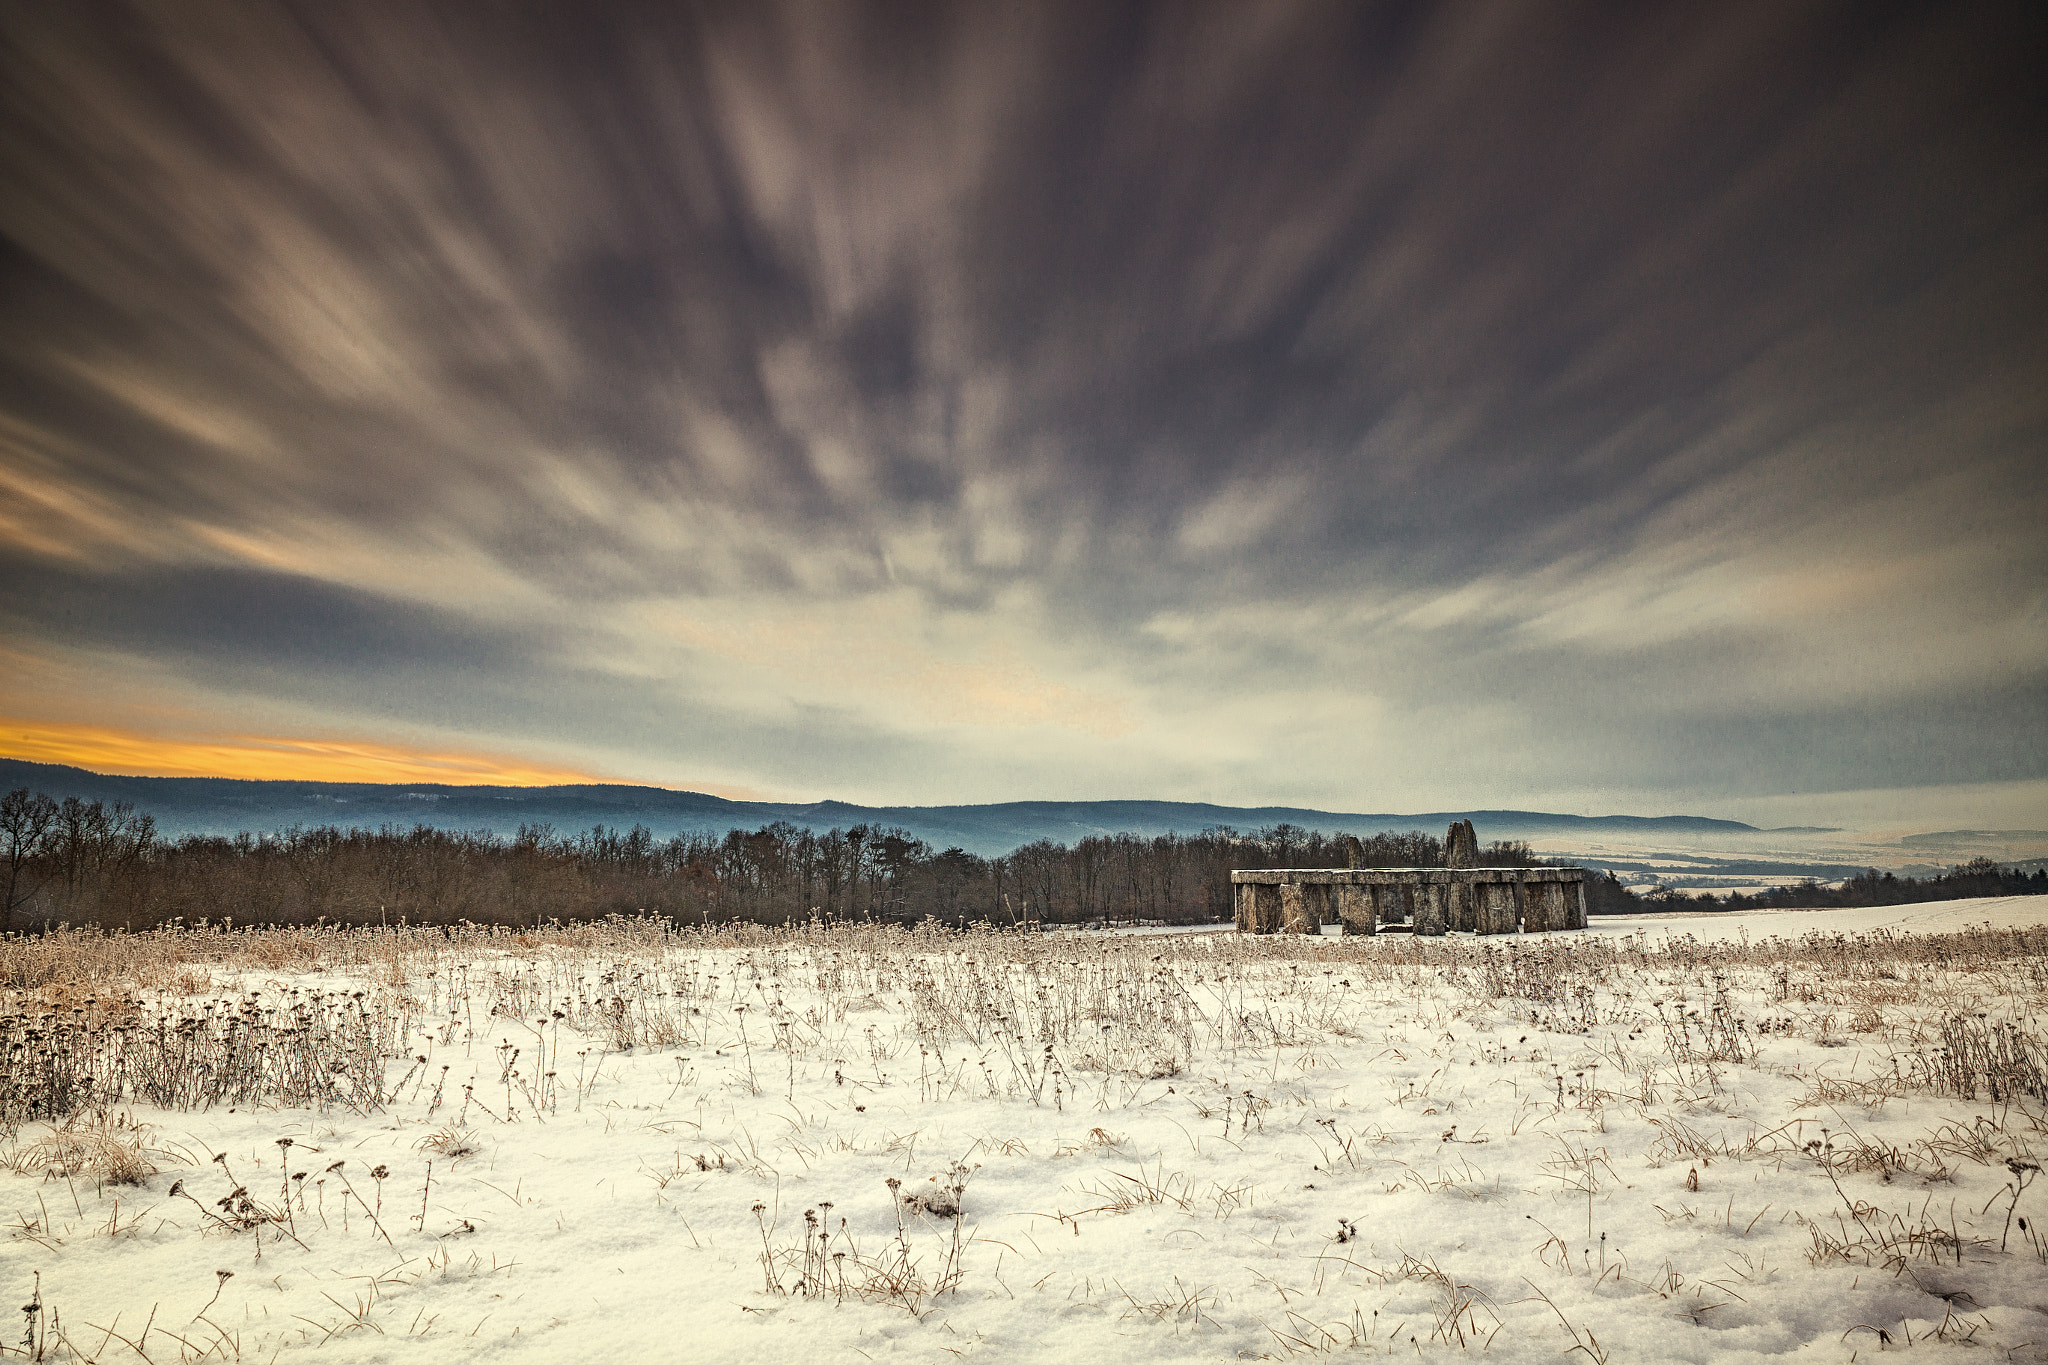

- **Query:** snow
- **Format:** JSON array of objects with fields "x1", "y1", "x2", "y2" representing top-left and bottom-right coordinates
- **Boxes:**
[
  {"x1": 1588, "y1": 896, "x2": 2048, "y2": 943},
  {"x1": 6, "y1": 901, "x2": 2046, "y2": 1363}
]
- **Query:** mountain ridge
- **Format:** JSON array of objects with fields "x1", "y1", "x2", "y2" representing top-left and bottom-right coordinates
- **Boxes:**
[{"x1": 1, "y1": 757, "x2": 1763, "y2": 857}]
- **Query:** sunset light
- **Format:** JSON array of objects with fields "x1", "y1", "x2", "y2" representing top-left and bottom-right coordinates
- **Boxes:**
[{"x1": 0, "y1": 717, "x2": 617, "y2": 787}]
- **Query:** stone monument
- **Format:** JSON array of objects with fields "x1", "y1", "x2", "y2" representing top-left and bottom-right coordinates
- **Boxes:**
[{"x1": 1445, "y1": 819, "x2": 1479, "y2": 930}]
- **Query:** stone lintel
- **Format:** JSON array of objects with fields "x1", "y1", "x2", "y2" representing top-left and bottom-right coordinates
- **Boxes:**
[{"x1": 1230, "y1": 867, "x2": 1585, "y2": 886}]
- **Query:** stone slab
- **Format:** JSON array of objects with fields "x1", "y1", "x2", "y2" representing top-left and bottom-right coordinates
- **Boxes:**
[{"x1": 1231, "y1": 867, "x2": 1586, "y2": 886}]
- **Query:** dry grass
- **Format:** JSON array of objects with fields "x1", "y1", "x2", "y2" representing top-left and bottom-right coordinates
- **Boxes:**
[
  {"x1": 1, "y1": 914, "x2": 2045, "y2": 1360},
  {"x1": 8, "y1": 1111, "x2": 159, "y2": 1187},
  {"x1": 417, "y1": 1126, "x2": 481, "y2": 1160},
  {"x1": 4, "y1": 918, "x2": 2046, "y2": 1138}
]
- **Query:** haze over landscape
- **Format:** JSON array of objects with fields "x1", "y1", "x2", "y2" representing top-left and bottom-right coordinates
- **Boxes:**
[{"x1": 3, "y1": 2, "x2": 2043, "y2": 831}]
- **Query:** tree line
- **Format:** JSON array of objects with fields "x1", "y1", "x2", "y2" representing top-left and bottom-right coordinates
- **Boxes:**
[
  {"x1": 2, "y1": 787, "x2": 1510, "y2": 931},
  {"x1": 1637, "y1": 860, "x2": 2048, "y2": 913},
  {"x1": 18, "y1": 787, "x2": 2026, "y2": 933}
]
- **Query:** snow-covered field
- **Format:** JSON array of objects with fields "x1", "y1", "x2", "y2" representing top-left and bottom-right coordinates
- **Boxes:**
[
  {"x1": 1588, "y1": 896, "x2": 2048, "y2": 943},
  {"x1": 5, "y1": 902, "x2": 2046, "y2": 1364}
]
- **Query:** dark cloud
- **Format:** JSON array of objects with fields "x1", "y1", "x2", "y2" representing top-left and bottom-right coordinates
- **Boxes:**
[
  {"x1": 0, "y1": 0, "x2": 2042, "y2": 814},
  {"x1": 0, "y1": 555, "x2": 540, "y2": 680}
]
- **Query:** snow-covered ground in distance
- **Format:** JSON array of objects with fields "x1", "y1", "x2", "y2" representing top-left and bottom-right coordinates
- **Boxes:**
[
  {"x1": 1530, "y1": 825, "x2": 2048, "y2": 892},
  {"x1": 1588, "y1": 896, "x2": 2048, "y2": 942},
  {"x1": 5, "y1": 901, "x2": 2045, "y2": 1364},
  {"x1": 1093, "y1": 895, "x2": 2048, "y2": 940}
]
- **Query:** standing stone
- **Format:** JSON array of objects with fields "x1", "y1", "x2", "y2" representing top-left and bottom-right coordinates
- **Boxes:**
[
  {"x1": 1344, "y1": 834, "x2": 1366, "y2": 869},
  {"x1": 1569, "y1": 880, "x2": 1588, "y2": 929},
  {"x1": 1445, "y1": 820, "x2": 1481, "y2": 933},
  {"x1": 1523, "y1": 880, "x2": 1557, "y2": 933},
  {"x1": 1450, "y1": 877, "x2": 1477, "y2": 932},
  {"x1": 1445, "y1": 819, "x2": 1480, "y2": 869},
  {"x1": 1413, "y1": 880, "x2": 1449, "y2": 935},
  {"x1": 1477, "y1": 882, "x2": 1517, "y2": 935},
  {"x1": 1299, "y1": 883, "x2": 1335, "y2": 933},
  {"x1": 1240, "y1": 882, "x2": 1284, "y2": 933},
  {"x1": 1336, "y1": 885, "x2": 1376, "y2": 934},
  {"x1": 1280, "y1": 882, "x2": 1314, "y2": 934}
]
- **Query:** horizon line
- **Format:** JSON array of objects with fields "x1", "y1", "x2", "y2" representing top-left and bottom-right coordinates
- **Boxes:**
[{"x1": 0, "y1": 754, "x2": 1781, "y2": 826}]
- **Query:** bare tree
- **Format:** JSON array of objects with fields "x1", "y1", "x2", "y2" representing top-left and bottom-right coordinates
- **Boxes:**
[{"x1": 1, "y1": 788, "x2": 59, "y2": 930}]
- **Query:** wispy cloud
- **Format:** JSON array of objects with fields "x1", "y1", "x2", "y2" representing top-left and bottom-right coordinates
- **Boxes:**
[{"x1": 0, "y1": 1, "x2": 2040, "y2": 817}]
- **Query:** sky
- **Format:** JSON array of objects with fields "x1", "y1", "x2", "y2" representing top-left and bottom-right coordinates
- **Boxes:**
[{"x1": 1, "y1": 1, "x2": 2044, "y2": 828}]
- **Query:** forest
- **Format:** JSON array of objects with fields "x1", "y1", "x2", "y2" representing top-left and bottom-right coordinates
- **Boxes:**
[
  {"x1": 0, "y1": 787, "x2": 1472, "y2": 929},
  {"x1": 1643, "y1": 861, "x2": 2048, "y2": 912},
  {"x1": 3, "y1": 787, "x2": 2038, "y2": 932}
]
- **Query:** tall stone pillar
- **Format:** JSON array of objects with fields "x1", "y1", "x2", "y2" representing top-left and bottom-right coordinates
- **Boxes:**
[
  {"x1": 1569, "y1": 879, "x2": 1588, "y2": 929},
  {"x1": 1444, "y1": 819, "x2": 1480, "y2": 869},
  {"x1": 1524, "y1": 880, "x2": 1560, "y2": 933},
  {"x1": 1445, "y1": 820, "x2": 1481, "y2": 933}
]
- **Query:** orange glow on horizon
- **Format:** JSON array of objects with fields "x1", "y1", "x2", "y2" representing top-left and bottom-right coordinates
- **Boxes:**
[{"x1": 0, "y1": 718, "x2": 624, "y2": 787}]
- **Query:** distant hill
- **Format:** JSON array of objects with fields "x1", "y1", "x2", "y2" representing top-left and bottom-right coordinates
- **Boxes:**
[{"x1": 0, "y1": 757, "x2": 1763, "y2": 857}]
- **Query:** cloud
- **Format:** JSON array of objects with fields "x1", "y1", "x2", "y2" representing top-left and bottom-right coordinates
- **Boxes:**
[
  {"x1": 0, "y1": 716, "x2": 626, "y2": 787},
  {"x1": 0, "y1": 0, "x2": 2041, "y2": 818},
  {"x1": 1176, "y1": 475, "x2": 1312, "y2": 555}
]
